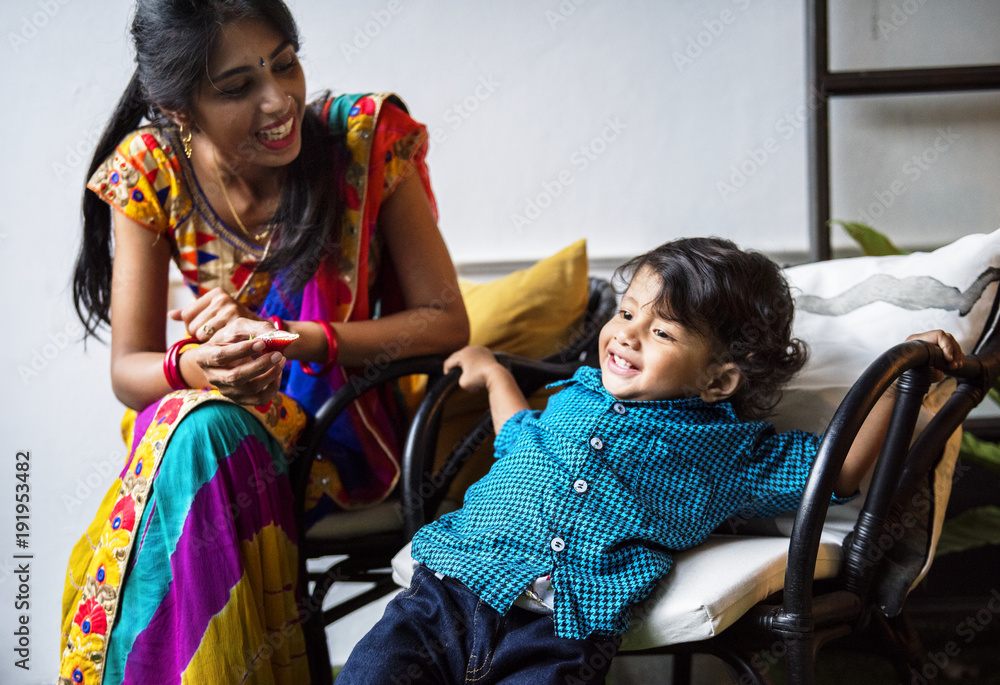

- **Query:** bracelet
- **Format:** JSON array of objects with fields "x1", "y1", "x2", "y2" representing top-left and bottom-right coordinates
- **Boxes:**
[
  {"x1": 301, "y1": 320, "x2": 338, "y2": 376},
  {"x1": 268, "y1": 315, "x2": 286, "y2": 331},
  {"x1": 163, "y1": 336, "x2": 199, "y2": 390}
]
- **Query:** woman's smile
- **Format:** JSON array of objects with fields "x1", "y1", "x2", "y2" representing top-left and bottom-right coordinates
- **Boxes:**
[{"x1": 256, "y1": 113, "x2": 297, "y2": 149}]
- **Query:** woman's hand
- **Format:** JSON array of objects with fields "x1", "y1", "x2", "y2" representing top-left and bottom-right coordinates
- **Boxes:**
[
  {"x1": 182, "y1": 318, "x2": 286, "y2": 406},
  {"x1": 170, "y1": 287, "x2": 261, "y2": 342}
]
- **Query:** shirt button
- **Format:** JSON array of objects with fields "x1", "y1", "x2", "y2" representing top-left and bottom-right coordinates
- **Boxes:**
[
  {"x1": 550, "y1": 537, "x2": 566, "y2": 552},
  {"x1": 613, "y1": 402, "x2": 627, "y2": 415},
  {"x1": 573, "y1": 479, "x2": 588, "y2": 493},
  {"x1": 589, "y1": 437, "x2": 604, "y2": 451}
]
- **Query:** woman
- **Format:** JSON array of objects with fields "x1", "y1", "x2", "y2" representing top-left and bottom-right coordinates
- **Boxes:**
[{"x1": 60, "y1": 2, "x2": 469, "y2": 684}]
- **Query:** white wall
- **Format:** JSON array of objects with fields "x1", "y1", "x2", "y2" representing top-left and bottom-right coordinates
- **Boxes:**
[{"x1": 1, "y1": 1, "x2": 998, "y2": 681}]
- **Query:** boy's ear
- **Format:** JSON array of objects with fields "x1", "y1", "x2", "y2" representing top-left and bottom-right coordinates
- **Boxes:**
[{"x1": 700, "y1": 362, "x2": 742, "y2": 403}]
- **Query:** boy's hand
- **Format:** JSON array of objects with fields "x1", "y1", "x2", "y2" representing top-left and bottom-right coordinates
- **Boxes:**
[
  {"x1": 443, "y1": 345, "x2": 505, "y2": 392},
  {"x1": 906, "y1": 330, "x2": 964, "y2": 381},
  {"x1": 444, "y1": 346, "x2": 530, "y2": 433},
  {"x1": 838, "y1": 329, "x2": 964, "y2": 498}
]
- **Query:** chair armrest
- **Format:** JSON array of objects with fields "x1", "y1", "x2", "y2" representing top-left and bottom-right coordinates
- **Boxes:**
[
  {"x1": 397, "y1": 353, "x2": 588, "y2": 536},
  {"x1": 777, "y1": 336, "x2": 1000, "y2": 636},
  {"x1": 288, "y1": 355, "x2": 448, "y2": 528}
]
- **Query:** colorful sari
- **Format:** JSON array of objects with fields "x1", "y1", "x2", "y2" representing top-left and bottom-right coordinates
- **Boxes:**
[{"x1": 60, "y1": 93, "x2": 433, "y2": 685}]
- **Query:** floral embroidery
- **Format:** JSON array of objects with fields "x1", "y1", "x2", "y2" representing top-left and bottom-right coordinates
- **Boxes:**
[
  {"x1": 59, "y1": 651, "x2": 100, "y2": 685},
  {"x1": 59, "y1": 388, "x2": 306, "y2": 684},
  {"x1": 107, "y1": 496, "x2": 136, "y2": 534},
  {"x1": 154, "y1": 396, "x2": 184, "y2": 425}
]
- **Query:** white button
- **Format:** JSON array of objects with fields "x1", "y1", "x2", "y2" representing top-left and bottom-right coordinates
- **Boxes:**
[
  {"x1": 589, "y1": 437, "x2": 603, "y2": 450},
  {"x1": 550, "y1": 537, "x2": 566, "y2": 552},
  {"x1": 613, "y1": 402, "x2": 627, "y2": 415},
  {"x1": 573, "y1": 479, "x2": 588, "y2": 493}
]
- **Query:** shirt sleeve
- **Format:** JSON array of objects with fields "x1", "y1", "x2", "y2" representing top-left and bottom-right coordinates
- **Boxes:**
[
  {"x1": 738, "y1": 428, "x2": 854, "y2": 519},
  {"x1": 86, "y1": 129, "x2": 189, "y2": 236},
  {"x1": 492, "y1": 409, "x2": 541, "y2": 460}
]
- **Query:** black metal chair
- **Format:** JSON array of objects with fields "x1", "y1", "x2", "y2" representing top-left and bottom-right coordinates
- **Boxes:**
[
  {"x1": 382, "y1": 327, "x2": 1000, "y2": 684},
  {"x1": 290, "y1": 278, "x2": 616, "y2": 685}
]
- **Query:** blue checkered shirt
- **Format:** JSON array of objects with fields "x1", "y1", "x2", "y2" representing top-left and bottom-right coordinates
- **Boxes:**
[{"x1": 411, "y1": 366, "x2": 835, "y2": 639}]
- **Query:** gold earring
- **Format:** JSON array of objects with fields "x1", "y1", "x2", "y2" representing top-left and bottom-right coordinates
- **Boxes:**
[{"x1": 179, "y1": 124, "x2": 193, "y2": 159}]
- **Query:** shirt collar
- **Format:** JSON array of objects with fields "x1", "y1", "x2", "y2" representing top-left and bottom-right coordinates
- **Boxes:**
[{"x1": 551, "y1": 366, "x2": 740, "y2": 420}]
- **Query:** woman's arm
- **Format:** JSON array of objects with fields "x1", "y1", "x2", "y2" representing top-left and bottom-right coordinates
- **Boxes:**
[
  {"x1": 282, "y1": 171, "x2": 470, "y2": 367},
  {"x1": 109, "y1": 211, "x2": 283, "y2": 409}
]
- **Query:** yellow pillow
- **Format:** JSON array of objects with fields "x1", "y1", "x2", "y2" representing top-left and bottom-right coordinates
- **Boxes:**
[
  {"x1": 462, "y1": 239, "x2": 589, "y2": 356},
  {"x1": 432, "y1": 239, "x2": 590, "y2": 503}
]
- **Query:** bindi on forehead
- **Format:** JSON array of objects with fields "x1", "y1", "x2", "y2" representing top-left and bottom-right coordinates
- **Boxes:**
[{"x1": 207, "y1": 19, "x2": 290, "y2": 77}]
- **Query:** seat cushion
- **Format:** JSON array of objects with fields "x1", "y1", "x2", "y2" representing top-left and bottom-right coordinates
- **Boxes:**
[
  {"x1": 389, "y1": 535, "x2": 843, "y2": 649},
  {"x1": 306, "y1": 501, "x2": 404, "y2": 540},
  {"x1": 619, "y1": 534, "x2": 843, "y2": 650}
]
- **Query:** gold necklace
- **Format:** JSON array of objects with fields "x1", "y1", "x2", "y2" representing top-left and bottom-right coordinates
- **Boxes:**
[{"x1": 212, "y1": 155, "x2": 271, "y2": 244}]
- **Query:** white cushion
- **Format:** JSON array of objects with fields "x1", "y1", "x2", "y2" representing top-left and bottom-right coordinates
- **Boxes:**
[
  {"x1": 773, "y1": 228, "x2": 1000, "y2": 437},
  {"x1": 767, "y1": 230, "x2": 1000, "y2": 544},
  {"x1": 620, "y1": 534, "x2": 843, "y2": 651}
]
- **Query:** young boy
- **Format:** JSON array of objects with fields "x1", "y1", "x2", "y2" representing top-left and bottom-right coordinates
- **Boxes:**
[{"x1": 336, "y1": 237, "x2": 962, "y2": 685}]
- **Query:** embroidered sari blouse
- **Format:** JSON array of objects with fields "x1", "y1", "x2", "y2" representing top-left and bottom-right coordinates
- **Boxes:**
[{"x1": 87, "y1": 109, "x2": 421, "y2": 313}]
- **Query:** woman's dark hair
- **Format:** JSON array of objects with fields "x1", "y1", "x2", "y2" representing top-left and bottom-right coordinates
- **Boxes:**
[
  {"x1": 73, "y1": 0, "x2": 341, "y2": 338},
  {"x1": 613, "y1": 237, "x2": 807, "y2": 420}
]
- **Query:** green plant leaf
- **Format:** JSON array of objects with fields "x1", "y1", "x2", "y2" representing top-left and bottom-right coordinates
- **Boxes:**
[
  {"x1": 830, "y1": 220, "x2": 908, "y2": 257},
  {"x1": 936, "y1": 505, "x2": 1000, "y2": 556},
  {"x1": 959, "y1": 432, "x2": 1000, "y2": 476}
]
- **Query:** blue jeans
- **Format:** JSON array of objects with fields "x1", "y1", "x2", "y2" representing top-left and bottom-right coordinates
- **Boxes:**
[{"x1": 336, "y1": 566, "x2": 620, "y2": 685}]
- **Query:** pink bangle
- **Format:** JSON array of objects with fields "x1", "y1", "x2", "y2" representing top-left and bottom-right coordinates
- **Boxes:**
[
  {"x1": 268, "y1": 315, "x2": 286, "y2": 331},
  {"x1": 301, "y1": 320, "x2": 338, "y2": 376},
  {"x1": 163, "y1": 336, "x2": 199, "y2": 390}
]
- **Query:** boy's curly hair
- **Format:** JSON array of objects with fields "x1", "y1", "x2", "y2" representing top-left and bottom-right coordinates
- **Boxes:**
[{"x1": 614, "y1": 237, "x2": 807, "y2": 421}]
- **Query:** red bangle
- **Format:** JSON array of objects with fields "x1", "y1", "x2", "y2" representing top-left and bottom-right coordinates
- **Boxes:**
[
  {"x1": 301, "y1": 320, "x2": 338, "y2": 376},
  {"x1": 268, "y1": 315, "x2": 286, "y2": 331},
  {"x1": 163, "y1": 336, "x2": 199, "y2": 390}
]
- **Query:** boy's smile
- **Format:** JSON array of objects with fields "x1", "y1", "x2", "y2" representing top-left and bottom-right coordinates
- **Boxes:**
[{"x1": 598, "y1": 267, "x2": 737, "y2": 403}]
